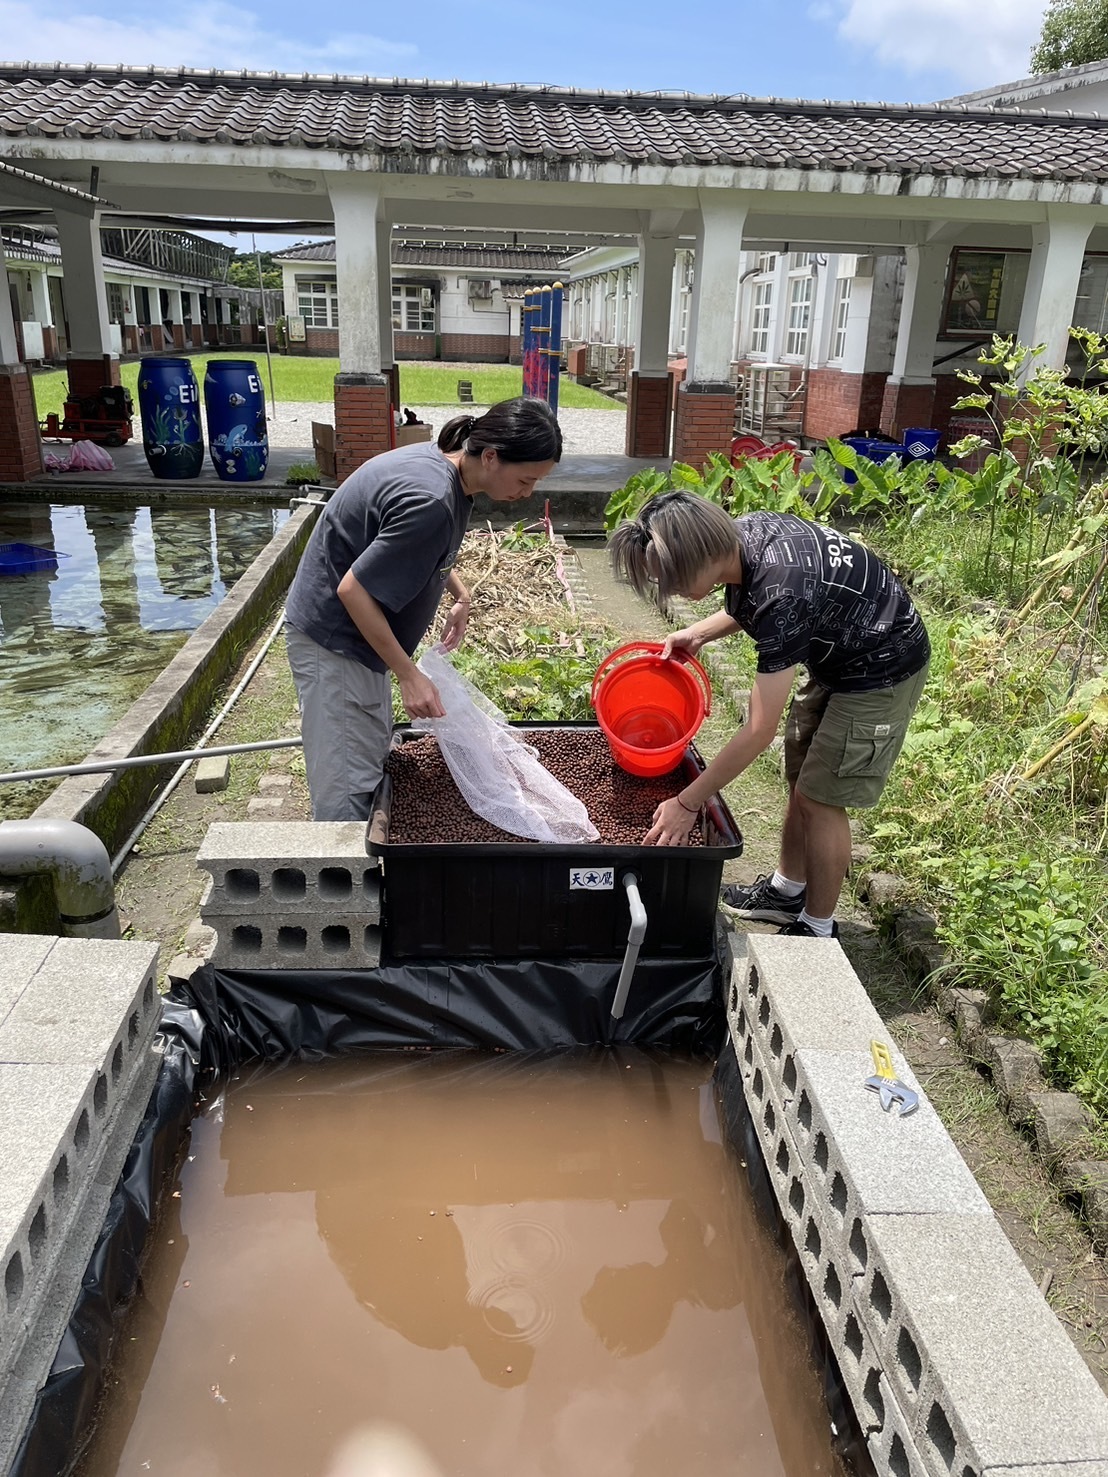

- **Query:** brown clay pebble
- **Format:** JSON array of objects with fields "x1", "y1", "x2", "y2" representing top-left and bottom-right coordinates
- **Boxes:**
[{"x1": 385, "y1": 729, "x2": 706, "y2": 846}]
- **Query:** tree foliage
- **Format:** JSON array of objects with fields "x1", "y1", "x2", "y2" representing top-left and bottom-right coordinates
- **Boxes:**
[
  {"x1": 227, "y1": 252, "x2": 282, "y2": 289},
  {"x1": 1031, "y1": 0, "x2": 1108, "y2": 72}
]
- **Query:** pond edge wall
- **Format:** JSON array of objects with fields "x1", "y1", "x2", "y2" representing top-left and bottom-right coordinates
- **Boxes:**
[
  {"x1": 717, "y1": 926, "x2": 1108, "y2": 1476},
  {"x1": 25, "y1": 504, "x2": 319, "y2": 858}
]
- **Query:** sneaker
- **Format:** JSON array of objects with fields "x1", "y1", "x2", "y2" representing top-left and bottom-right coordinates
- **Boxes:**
[
  {"x1": 720, "y1": 874, "x2": 805, "y2": 925},
  {"x1": 779, "y1": 918, "x2": 840, "y2": 939}
]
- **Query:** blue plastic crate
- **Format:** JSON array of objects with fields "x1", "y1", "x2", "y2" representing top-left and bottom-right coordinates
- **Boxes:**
[{"x1": 0, "y1": 542, "x2": 67, "y2": 575}]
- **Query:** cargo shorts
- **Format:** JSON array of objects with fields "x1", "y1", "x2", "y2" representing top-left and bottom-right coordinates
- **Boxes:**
[{"x1": 783, "y1": 663, "x2": 929, "y2": 809}]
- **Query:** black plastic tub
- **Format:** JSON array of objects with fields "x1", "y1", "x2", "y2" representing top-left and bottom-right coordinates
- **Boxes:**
[{"x1": 368, "y1": 722, "x2": 744, "y2": 962}]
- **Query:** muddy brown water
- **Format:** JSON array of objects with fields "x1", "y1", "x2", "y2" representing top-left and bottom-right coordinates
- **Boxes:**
[{"x1": 77, "y1": 1052, "x2": 849, "y2": 1477}]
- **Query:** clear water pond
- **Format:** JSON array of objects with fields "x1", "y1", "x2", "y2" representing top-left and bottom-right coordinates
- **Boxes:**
[{"x1": 0, "y1": 500, "x2": 287, "y2": 811}]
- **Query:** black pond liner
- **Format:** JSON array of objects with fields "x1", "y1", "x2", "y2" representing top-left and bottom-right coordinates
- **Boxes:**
[{"x1": 12, "y1": 956, "x2": 873, "y2": 1477}]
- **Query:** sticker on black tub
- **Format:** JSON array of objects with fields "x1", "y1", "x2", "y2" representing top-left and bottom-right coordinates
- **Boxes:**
[{"x1": 570, "y1": 867, "x2": 614, "y2": 891}]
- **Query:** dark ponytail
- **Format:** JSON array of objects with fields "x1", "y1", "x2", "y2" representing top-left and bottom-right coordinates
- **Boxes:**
[{"x1": 437, "y1": 397, "x2": 562, "y2": 463}]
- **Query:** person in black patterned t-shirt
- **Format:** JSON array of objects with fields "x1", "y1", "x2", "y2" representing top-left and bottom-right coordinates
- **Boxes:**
[{"x1": 609, "y1": 492, "x2": 930, "y2": 938}]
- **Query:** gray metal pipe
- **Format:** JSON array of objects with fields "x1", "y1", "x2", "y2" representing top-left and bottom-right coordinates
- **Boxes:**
[
  {"x1": 0, "y1": 737, "x2": 302, "y2": 786},
  {"x1": 0, "y1": 819, "x2": 120, "y2": 939},
  {"x1": 610, "y1": 871, "x2": 648, "y2": 1021}
]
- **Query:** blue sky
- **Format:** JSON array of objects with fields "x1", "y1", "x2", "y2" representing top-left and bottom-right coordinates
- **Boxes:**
[
  {"x1": 0, "y1": 0, "x2": 1049, "y2": 101},
  {"x1": 0, "y1": 0, "x2": 1051, "y2": 248}
]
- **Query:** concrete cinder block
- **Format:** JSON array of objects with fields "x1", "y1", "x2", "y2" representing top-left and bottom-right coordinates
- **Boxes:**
[
  {"x1": 1062, "y1": 1161, "x2": 1108, "y2": 1250},
  {"x1": 194, "y1": 754, "x2": 230, "y2": 792},
  {"x1": 790, "y1": 1049, "x2": 990, "y2": 1228},
  {"x1": 865, "y1": 1371, "x2": 932, "y2": 1477},
  {"x1": 0, "y1": 933, "x2": 55, "y2": 1029},
  {"x1": 197, "y1": 821, "x2": 380, "y2": 916},
  {"x1": 977, "y1": 1034, "x2": 1044, "y2": 1122},
  {"x1": 205, "y1": 913, "x2": 382, "y2": 970},
  {"x1": 856, "y1": 1213, "x2": 1108, "y2": 1471},
  {"x1": 0, "y1": 937, "x2": 158, "y2": 1066},
  {"x1": 257, "y1": 774, "x2": 292, "y2": 792},
  {"x1": 742, "y1": 933, "x2": 893, "y2": 1056},
  {"x1": 246, "y1": 797, "x2": 285, "y2": 815}
]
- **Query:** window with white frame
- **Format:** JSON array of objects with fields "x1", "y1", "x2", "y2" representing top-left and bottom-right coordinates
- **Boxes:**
[
  {"x1": 755, "y1": 252, "x2": 777, "y2": 273},
  {"x1": 392, "y1": 283, "x2": 436, "y2": 333},
  {"x1": 297, "y1": 276, "x2": 339, "y2": 328},
  {"x1": 789, "y1": 252, "x2": 812, "y2": 270},
  {"x1": 830, "y1": 277, "x2": 851, "y2": 360},
  {"x1": 749, "y1": 280, "x2": 774, "y2": 354},
  {"x1": 105, "y1": 282, "x2": 126, "y2": 323},
  {"x1": 785, "y1": 273, "x2": 813, "y2": 358}
]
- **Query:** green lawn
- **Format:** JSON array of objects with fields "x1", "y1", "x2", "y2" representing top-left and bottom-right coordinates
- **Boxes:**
[{"x1": 31, "y1": 354, "x2": 621, "y2": 420}]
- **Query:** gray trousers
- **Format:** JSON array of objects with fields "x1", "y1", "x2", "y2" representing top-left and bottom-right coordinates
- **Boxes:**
[{"x1": 286, "y1": 625, "x2": 393, "y2": 821}]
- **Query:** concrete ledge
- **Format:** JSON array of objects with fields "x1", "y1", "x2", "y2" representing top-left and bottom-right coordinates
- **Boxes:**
[
  {"x1": 718, "y1": 926, "x2": 1108, "y2": 1477},
  {"x1": 27, "y1": 504, "x2": 319, "y2": 857},
  {"x1": 0, "y1": 932, "x2": 162, "y2": 1474}
]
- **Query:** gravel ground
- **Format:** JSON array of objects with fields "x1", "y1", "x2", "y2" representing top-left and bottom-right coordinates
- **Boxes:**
[{"x1": 266, "y1": 401, "x2": 627, "y2": 456}]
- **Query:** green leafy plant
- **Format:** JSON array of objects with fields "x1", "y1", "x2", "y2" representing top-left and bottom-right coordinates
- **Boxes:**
[{"x1": 285, "y1": 462, "x2": 319, "y2": 486}]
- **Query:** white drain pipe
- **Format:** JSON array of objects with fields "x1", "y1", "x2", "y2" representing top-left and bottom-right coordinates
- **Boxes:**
[
  {"x1": 610, "y1": 871, "x2": 647, "y2": 1021},
  {"x1": 0, "y1": 819, "x2": 120, "y2": 939}
]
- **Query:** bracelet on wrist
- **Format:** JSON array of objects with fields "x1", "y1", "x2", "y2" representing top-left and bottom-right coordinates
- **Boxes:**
[{"x1": 676, "y1": 794, "x2": 699, "y2": 815}]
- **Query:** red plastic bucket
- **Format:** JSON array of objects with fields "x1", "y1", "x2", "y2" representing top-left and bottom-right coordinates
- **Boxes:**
[{"x1": 591, "y1": 641, "x2": 712, "y2": 777}]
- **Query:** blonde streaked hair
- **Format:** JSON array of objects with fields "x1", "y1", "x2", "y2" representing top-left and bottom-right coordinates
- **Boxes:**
[{"x1": 608, "y1": 492, "x2": 740, "y2": 601}]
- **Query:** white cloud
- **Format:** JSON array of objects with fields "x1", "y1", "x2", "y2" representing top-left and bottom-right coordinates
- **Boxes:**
[
  {"x1": 832, "y1": 0, "x2": 1047, "y2": 88},
  {"x1": 0, "y1": 1, "x2": 417, "y2": 74}
]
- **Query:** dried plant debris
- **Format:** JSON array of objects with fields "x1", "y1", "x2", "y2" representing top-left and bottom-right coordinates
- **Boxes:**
[{"x1": 386, "y1": 729, "x2": 703, "y2": 846}]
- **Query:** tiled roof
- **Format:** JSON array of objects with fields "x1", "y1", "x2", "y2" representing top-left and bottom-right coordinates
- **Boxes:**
[
  {"x1": 275, "y1": 241, "x2": 565, "y2": 269},
  {"x1": 2, "y1": 64, "x2": 1108, "y2": 180}
]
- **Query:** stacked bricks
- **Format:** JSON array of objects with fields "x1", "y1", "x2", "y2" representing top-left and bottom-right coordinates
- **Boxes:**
[
  {"x1": 625, "y1": 372, "x2": 673, "y2": 457},
  {"x1": 439, "y1": 334, "x2": 512, "y2": 362},
  {"x1": 0, "y1": 933, "x2": 162, "y2": 1474},
  {"x1": 803, "y1": 368, "x2": 890, "y2": 441},
  {"x1": 718, "y1": 931, "x2": 1108, "y2": 1477},
  {"x1": 395, "y1": 332, "x2": 436, "y2": 359},
  {"x1": 66, "y1": 354, "x2": 120, "y2": 400},
  {"x1": 197, "y1": 822, "x2": 381, "y2": 971},
  {"x1": 303, "y1": 327, "x2": 339, "y2": 355},
  {"x1": 334, "y1": 374, "x2": 392, "y2": 482},
  {"x1": 880, "y1": 381, "x2": 937, "y2": 443},
  {"x1": 0, "y1": 366, "x2": 43, "y2": 481},
  {"x1": 672, "y1": 382, "x2": 736, "y2": 465}
]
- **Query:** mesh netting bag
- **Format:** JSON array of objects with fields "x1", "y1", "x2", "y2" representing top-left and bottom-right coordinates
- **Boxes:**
[{"x1": 412, "y1": 645, "x2": 599, "y2": 844}]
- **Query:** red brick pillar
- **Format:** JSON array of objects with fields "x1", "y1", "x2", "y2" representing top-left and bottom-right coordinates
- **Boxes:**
[
  {"x1": 149, "y1": 325, "x2": 165, "y2": 351},
  {"x1": 672, "y1": 382, "x2": 735, "y2": 466},
  {"x1": 42, "y1": 327, "x2": 58, "y2": 361},
  {"x1": 67, "y1": 354, "x2": 121, "y2": 398},
  {"x1": 879, "y1": 380, "x2": 936, "y2": 442},
  {"x1": 0, "y1": 365, "x2": 44, "y2": 481},
  {"x1": 625, "y1": 372, "x2": 673, "y2": 457},
  {"x1": 191, "y1": 325, "x2": 203, "y2": 348},
  {"x1": 171, "y1": 324, "x2": 185, "y2": 349},
  {"x1": 334, "y1": 374, "x2": 393, "y2": 481}
]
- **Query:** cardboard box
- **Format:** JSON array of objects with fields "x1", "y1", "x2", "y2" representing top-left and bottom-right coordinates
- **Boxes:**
[
  {"x1": 311, "y1": 421, "x2": 336, "y2": 478},
  {"x1": 395, "y1": 423, "x2": 433, "y2": 447}
]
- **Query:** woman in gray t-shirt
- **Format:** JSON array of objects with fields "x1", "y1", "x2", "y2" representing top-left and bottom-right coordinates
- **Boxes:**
[{"x1": 286, "y1": 398, "x2": 561, "y2": 820}]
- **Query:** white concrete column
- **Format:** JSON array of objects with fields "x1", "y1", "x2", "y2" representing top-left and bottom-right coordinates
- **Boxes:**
[
  {"x1": 686, "y1": 193, "x2": 748, "y2": 385},
  {"x1": 166, "y1": 287, "x2": 184, "y2": 324},
  {"x1": 1017, "y1": 209, "x2": 1097, "y2": 372},
  {"x1": 0, "y1": 236, "x2": 19, "y2": 364},
  {"x1": 890, "y1": 242, "x2": 952, "y2": 384},
  {"x1": 633, "y1": 228, "x2": 676, "y2": 375},
  {"x1": 29, "y1": 269, "x2": 52, "y2": 327},
  {"x1": 376, "y1": 215, "x2": 394, "y2": 371},
  {"x1": 53, "y1": 210, "x2": 113, "y2": 357},
  {"x1": 328, "y1": 175, "x2": 382, "y2": 373},
  {"x1": 121, "y1": 283, "x2": 137, "y2": 327}
]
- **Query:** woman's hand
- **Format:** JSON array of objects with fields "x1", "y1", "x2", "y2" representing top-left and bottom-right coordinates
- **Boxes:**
[
  {"x1": 661, "y1": 626, "x2": 706, "y2": 662},
  {"x1": 644, "y1": 795, "x2": 697, "y2": 847},
  {"x1": 440, "y1": 598, "x2": 470, "y2": 652},
  {"x1": 399, "y1": 670, "x2": 446, "y2": 720}
]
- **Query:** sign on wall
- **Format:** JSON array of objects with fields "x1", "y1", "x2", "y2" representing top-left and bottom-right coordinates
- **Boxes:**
[
  {"x1": 943, "y1": 249, "x2": 1007, "y2": 337},
  {"x1": 287, "y1": 314, "x2": 307, "y2": 343}
]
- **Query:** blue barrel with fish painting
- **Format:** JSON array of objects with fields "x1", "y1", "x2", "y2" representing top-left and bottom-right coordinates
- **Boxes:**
[
  {"x1": 137, "y1": 357, "x2": 203, "y2": 479},
  {"x1": 203, "y1": 359, "x2": 269, "y2": 482}
]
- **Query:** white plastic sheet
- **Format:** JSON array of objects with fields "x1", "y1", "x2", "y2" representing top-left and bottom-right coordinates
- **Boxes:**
[{"x1": 413, "y1": 644, "x2": 599, "y2": 844}]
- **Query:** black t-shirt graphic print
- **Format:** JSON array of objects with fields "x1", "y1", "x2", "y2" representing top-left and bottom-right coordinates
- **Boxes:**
[{"x1": 724, "y1": 512, "x2": 930, "y2": 693}]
